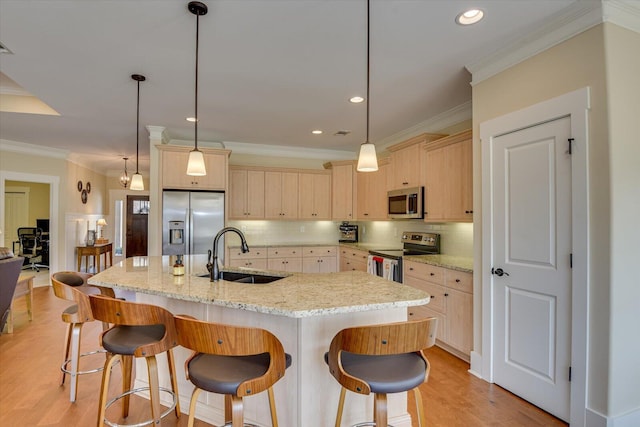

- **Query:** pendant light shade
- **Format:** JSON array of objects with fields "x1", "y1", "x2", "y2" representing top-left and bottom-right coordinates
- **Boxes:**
[
  {"x1": 131, "y1": 73, "x2": 146, "y2": 191},
  {"x1": 356, "y1": 0, "x2": 378, "y2": 172},
  {"x1": 119, "y1": 157, "x2": 130, "y2": 188},
  {"x1": 186, "y1": 1, "x2": 208, "y2": 176}
]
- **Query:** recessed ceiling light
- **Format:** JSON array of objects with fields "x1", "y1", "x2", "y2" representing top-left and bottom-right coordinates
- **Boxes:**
[
  {"x1": 350, "y1": 96, "x2": 365, "y2": 103},
  {"x1": 312, "y1": 130, "x2": 323, "y2": 135},
  {"x1": 186, "y1": 117, "x2": 198, "y2": 122},
  {"x1": 456, "y1": 9, "x2": 484, "y2": 26}
]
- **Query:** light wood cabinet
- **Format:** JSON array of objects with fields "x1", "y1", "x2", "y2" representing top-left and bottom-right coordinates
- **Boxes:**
[
  {"x1": 226, "y1": 246, "x2": 267, "y2": 269},
  {"x1": 267, "y1": 246, "x2": 303, "y2": 272},
  {"x1": 159, "y1": 145, "x2": 229, "y2": 190},
  {"x1": 423, "y1": 129, "x2": 473, "y2": 222},
  {"x1": 356, "y1": 160, "x2": 389, "y2": 220},
  {"x1": 387, "y1": 133, "x2": 445, "y2": 190},
  {"x1": 298, "y1": 172, "x2": 331, "y2": 219},
  {"x1": 404, "y1": 259, "x2": 473, "y2": 361},
  {"x1": 302, "y1": 246, "x2": 337, "y2": 273},
  {"x1": 264, "y1": 171, "x2": 299, "y2": 219},
  {"x1": 325, "y1": 161, "x2": 356, "y2": 221},
  {"x1": 339, "y1": 246, "x2": 369, "y2": 272},
  {"x1": 229, "y1": 168, "x2": 265, "y2": 219}
]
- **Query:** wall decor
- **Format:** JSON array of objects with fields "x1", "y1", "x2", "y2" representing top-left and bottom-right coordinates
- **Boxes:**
[
  {"x1": 81, "y1": 188, "x2": 88, "y2": 204},
  {"x1": 86, "y1": 182, "x2": 91, "y2": 193},
  {"x1": 77, "y1": 180, "x2": 83, "y2": 192}
]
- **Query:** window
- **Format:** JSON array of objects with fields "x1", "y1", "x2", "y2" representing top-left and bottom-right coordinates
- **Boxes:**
[{"x1": 114, "y1": 200, "x2": 124, "y2": 255}]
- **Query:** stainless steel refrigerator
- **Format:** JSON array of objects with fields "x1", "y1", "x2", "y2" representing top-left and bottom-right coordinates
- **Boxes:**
[{"x1": 162, "y1": 190, "x2": 225, "y2": 255}]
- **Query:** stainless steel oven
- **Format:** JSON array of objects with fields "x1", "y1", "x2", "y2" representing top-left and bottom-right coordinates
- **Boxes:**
[{"x1": 368, "y1": 231, "x2": 440, "y2": 283}]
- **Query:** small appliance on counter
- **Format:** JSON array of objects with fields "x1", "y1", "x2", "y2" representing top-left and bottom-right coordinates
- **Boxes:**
[
  {"x1": 338, "y1": 222, "x2": 358, "y2": 243},
  {"x1": 368, "y1": 231, "x2": 440, "y2": 283}
]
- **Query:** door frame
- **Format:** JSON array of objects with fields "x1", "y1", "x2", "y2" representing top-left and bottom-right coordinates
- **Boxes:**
[
  {"x1": 0, "y1": 171, "x2": 60, "y2": 274},
  {"x1": 479, "y1": 87, "x2": 590, "y2": 426}
]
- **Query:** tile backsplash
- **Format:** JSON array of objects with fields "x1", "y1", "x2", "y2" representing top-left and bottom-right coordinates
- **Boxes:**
[{"x1": 227, "y1": 219, "x2": 473, "y2": 257}]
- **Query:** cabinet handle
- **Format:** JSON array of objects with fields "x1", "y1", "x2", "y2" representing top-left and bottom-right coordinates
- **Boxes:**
[
  {"x1": 430, "y1": 272, "x2": 435, "y2": 276},
  {"x1": 403, "y1": 181, "x2": 409, "y2": 185},
  {"x1": 409, "y1": 267, "x2": 414, "y2": 271},
  {"x1": 430, "y1": 295, "x2": 436, "y2": 299},
  {"x1": 455, "y1": 279, "x2": 461, "y2": 283},
  {"x1": 364, "y1": 213, "x2": 369, "y2": 216},
  {"x1": 444, "y1": 293, "x2": 449, "y2": 297},
  {"x1": 409, "y1": 312, "x2": 414, "y2": 316},
  {"x1": 465, "y1": 210, "x2": 474, "y2": 214}
]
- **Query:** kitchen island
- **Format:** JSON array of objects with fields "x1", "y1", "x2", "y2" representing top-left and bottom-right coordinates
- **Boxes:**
[{"x1": 89, "y1": 255, "x2": 430, "y2": 427}]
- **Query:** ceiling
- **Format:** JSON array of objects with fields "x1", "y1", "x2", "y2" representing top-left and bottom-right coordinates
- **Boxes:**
[{"x1": 0, "y1": 0, "x2": 581, "y2": 173}]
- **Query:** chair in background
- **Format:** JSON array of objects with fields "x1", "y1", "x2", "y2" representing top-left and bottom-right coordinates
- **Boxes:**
[
  {"x1": 89, "y1": 294, "x2": 181, "y2": 427},
  {"x1": 16, "y1": 227, "x2": 48, "y2": 271},
  {"x1": 174, "y1": 314, "x2": 291, "y2": 427},
  {"x1": 326, "y1": 317, "x2": 438, "y2": 427},
  {"x1": 51, "y1": 271, "x2": 115, "y2": 402},
  {"x1": 0, "y1": 248, "x2": 24, "y2": 333}
]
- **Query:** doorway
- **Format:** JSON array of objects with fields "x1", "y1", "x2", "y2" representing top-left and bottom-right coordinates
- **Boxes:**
[
  {"x1": 480, "y1": 87, "x2": 589, "y2": 426},
  {"x1": 126, "y1": 195, "x2": 149, "y2": 257}
]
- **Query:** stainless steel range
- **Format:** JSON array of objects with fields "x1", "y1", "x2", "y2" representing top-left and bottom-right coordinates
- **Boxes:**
[{"x1": 368, "y1": 231, "x2": 440, "y2": 283}]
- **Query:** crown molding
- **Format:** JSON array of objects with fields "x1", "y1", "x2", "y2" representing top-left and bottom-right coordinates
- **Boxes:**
[
  {"x1": 377, "y1": 101, "x2": 472, "y2": 151},
  {"x1": 603, "y1": 0, "x2": 640, "y2": 33},
  {"x1": 0, "y1": 138, "x2": 68, "y2": 159},
  {"x1": 466, "y1": 1, "x2": 606, "y2": 85},
  {"x1": 222, "y1": 140, "x2": 356, "y2": 161}
]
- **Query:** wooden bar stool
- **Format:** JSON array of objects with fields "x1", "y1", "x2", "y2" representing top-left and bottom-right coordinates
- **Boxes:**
[
  {"x1": 89, "y1": 294, "x2": 180, "y2": 427},
  {"x1": 174, "y1": 315, "x2": 291, "y2": 427},
  {"x1": 326, "y1": 317, "x2": 438, "y2": 427},
  {"x1": 51, "y1": 271, "x2": 115, "y2": 402}
]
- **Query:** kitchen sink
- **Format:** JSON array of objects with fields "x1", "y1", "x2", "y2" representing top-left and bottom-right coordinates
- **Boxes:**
[{"x1": 196, "y1": 271, "x2": 286, "y2": 283}]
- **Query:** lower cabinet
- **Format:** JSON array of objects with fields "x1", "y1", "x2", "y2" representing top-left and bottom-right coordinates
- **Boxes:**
[
  {"x1": 267, "y1": 247, "x2": 303, "y2": 273},
  {"x1": 339, "y1": 246, "x2": 369, "y2": 272},
  {"x1": 227, "y1": 246, "x2": 268, "y2": 269},
  {"x1": 302, "y1": 246, "x2": 338, "y2": 273},
  {"x1": 404, "y1": 260, "x2": 473, "y2": 361}
]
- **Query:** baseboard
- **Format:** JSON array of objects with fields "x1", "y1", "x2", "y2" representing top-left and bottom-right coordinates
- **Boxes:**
[
  {"x1": 586, "y1": 406, "x2": 640, "y2": 427},
  {"x1": 468, "y1": 350, "x2": 483, "y2": 378}
]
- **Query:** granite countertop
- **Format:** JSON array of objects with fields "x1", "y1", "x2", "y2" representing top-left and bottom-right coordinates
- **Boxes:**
[
  {"x1": 88, "y1": 255, "x2": 430, "y2": 318},
  {"x1": 403, "y1": 254, "x2": 473, "y2": 273},
  {"x1": 339, "y1": 242, "x2": 402, "y2": 251}
]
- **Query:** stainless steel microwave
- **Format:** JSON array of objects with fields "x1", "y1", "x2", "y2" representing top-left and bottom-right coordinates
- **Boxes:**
[{"x1": 387, "y1": 187, "x2": 424, "y2": 219}]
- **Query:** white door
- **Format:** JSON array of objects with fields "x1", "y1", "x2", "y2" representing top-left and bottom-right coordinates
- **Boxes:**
[
  {"x1": 491, "y1": 116, "x2": 572, "y2": 421},
  {"x1": 4, "y1": 187, "x2": 30, "y2": 250}
]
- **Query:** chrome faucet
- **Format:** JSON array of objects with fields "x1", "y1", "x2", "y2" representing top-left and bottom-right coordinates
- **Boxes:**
[{"x1": 207, "y1": 226, "x2": 249, "y2": 281}]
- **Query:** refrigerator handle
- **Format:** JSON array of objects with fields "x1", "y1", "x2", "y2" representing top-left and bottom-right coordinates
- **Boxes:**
[{"x1": 188, "y1": 208, "x2": 194, "y2": 254}]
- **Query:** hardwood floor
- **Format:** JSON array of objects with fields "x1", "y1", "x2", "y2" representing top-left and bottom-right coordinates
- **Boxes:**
[{"x1": 1, "y1": 284, "x2": 567, "y2": 426}]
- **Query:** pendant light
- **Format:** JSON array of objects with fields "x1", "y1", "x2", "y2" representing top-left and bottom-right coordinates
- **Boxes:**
[
  {"x1": 119, "y1": 157, "x2": 130, "y2": 188},
  {"x1": 356, "y1": 0, "x2": 378, "y2": 172},
  {"x1": 186, "y1": 1, "x2": 207, "y2": 176},
  {"x1": 130, "y1": 74, "x2": 146, "y2": 190}
]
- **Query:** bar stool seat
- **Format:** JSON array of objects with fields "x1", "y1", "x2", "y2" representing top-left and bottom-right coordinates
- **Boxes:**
[
  {"x1": 326, "y1": 317, "x2": 438, "y2": 427},
  {"x1": 174, "y1": 315, "x2": 290, "y2": 427},
  {"x1": 51, "y1": 271, "x2": 115, "y2": 403},
  {"x1": 90, "y1": 294, "x2": 180, "y2": 427}
]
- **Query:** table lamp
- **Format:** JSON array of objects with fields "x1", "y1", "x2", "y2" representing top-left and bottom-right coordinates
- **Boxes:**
[{"x1": 96, "y1": 218, "x2": 108, "y2": 243}]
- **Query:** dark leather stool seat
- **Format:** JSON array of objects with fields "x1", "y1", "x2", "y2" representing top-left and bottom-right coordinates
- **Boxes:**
[
  {"x1": 90, "y1": 295, "x2": 180, "y2": 427},
  {"x1": 326, "y1": 318, "x2": 438, "y2": 427},
  {"x1": 51, "y1": 271, "x2": 115, "y2": 403},
  {"x1": 174, "y1": 314, "x2": 291, "y2": 427}
]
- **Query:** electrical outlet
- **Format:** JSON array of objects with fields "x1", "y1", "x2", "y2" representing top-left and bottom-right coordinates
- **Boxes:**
[
  {"x1": 300, "y1": 226, "x2": 305, "y2": 233},
  {"x1": 362, "y1": 226, "x2": 366, "y2": 234}
]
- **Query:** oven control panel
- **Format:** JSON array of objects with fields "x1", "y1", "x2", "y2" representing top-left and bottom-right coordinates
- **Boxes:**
[{"x1": 401, "y1": 232, "x2": 440, "y2": 247}]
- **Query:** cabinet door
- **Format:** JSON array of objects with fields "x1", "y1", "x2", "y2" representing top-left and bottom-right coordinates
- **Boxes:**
[
  {"x1": 246, "y1": 170, "x2": 265, "y2": 218},
  {"x1": 444, "y1": 139, "x2": 473, "y2": 221},
  {"x1": 313, "y1": 174, "x2": 331, "y2": 219},
  {"x1": 391, "y1": 144, "x2": 420, "y2": 189},
  {"x1": 444, "y1": 288, "x2": 473, "y2": 355},
  {"x1": 424, "y1": 146, "x2": 446, "y2": 220},
  {"x1": 203, "y1": 153, "x2": 227, "y2": 190},
  {"x1": 229, "y1": 169, "x2": 248, "y2": 219},
  {"x1": 298, "y1": 173, "x2": 315, "y2": 219},
  {"x1": 162, "y1": 151, "x2": 193, "y2": 189},
  {"x1": 331, "y1": 164, "x2": 354, "y2": 220},
  {"x1": 281, "y1": 172, "x2": 299, "y2": 218},
  {"x1": 408, "y1": 305, "x2": 446, "y2": 344},
  {"x1": 264, "y1": 171, "x2": 283, "y2": 219}
]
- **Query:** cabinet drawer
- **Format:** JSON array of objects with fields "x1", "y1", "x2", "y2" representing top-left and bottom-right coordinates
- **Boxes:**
[
  {"x1": 408, "y1": 305, "x2": 446, "y2": 343},
  {"x1": 445, "y1": 270, "x2": 473, "y2": 293},
  {"x1": 404, "y1": 276, "x2": 445, "y2": 313},
  {"x1": 229, "y1": 247, "x2": 267, "y2": 260},
  {"x1": 404, "y1": 261, "x2": 444, "y2": 285},
  {"x1": 228, "y1": 259, "x2": 268, "y2": 269},
  {"x1": 267, "y1": 247, "x2": 302, "y2": 258},
  {"x1": 303, "y1": 246, "x2": 337, "y2": 257}
]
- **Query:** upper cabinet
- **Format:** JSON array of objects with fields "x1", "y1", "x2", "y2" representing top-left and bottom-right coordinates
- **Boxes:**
[
  {"x1": 158, "y1": 145, "x2": 229, "y2": 191},
  {"x1": 356, "y1": 158, "x2": 389, "y2": 220},
  {"x1": 324, "y1": 161, "x2": 356, "y2": 221},
  {"x1": 423, "y1": 129, "x2": 473, "y2": 222},
  {"x1": 298, "y1": 172, "x2": 331, "y2": 219},
  {"x1": 387, "y1": 133, "x2": 445, "y2": 190},
  {"x1": 264, "y1": 171, "x2": 299, "y2": 219},
  {"x1": 229, "y1": 167, "x2": 265, "y2": 219}
]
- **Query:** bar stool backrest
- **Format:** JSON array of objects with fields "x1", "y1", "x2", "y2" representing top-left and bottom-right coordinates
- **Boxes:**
[
  {"x1": 51, "y1": 271, "x2": 115, "y2": 324},
  {"x1": 174, "y1": 314, "x2": 287, "y2": 397},
  {"x1": 89, "y1": 294, "x2": 177, "y2": 358}
]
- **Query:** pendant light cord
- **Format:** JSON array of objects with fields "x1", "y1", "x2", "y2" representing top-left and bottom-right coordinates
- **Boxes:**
[
  {"x1": 136, "y1": 79, "x2": 140, "y2": 174},
  {"x1": 366, "y1": 0, "x2": 370, "y2": 144},
  {"x1": 194, "y1": 12, "x2": 200, "y2": 151}
]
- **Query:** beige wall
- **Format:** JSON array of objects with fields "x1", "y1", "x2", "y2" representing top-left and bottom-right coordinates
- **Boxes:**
[
  {"x1": 5, "y1": 180, "x2": 50, "y2": 225},
  {"x1": 66, "y1": 162, "x2": 108, "y2": 214},
  {"x1": 474, "y1": 22, "x2": 639, "y2": 419},
  {"x1": 602, "y1": 23, "x2": 640, "y2": 416}
]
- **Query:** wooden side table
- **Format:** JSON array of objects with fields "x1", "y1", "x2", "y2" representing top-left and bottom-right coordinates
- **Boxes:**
[
  {"x1": 6, "y1": 273, "x2": 34, "y2": 333},
  {"x1": 76, "y1": 243, "x2": 113, "y2": 273}
]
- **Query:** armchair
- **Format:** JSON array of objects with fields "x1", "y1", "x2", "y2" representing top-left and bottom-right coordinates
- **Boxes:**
[
  {"x1": 0, "y1": 248, "x2": 25, "y2": 333},
  {"x1": 16, "y1": 227, "x2": 48, "y2": 271}
]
